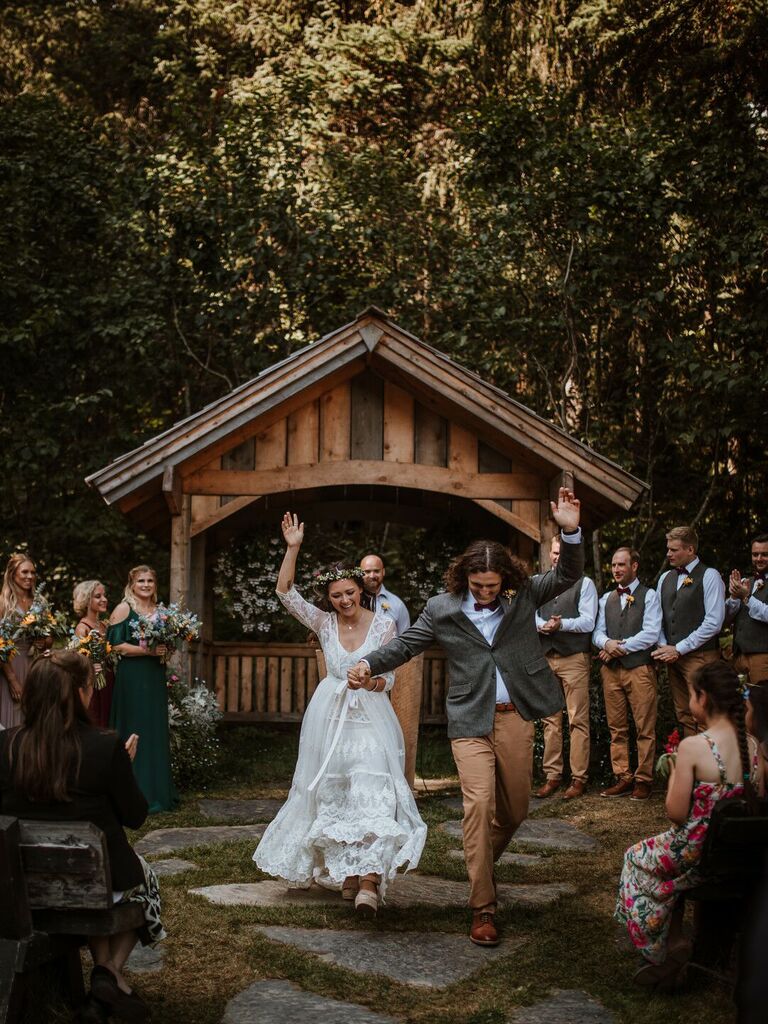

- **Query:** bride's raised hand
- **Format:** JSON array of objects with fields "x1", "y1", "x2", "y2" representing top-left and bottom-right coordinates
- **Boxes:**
[{"x1": 281, "y1": 511, "x2": 304, "y2": 548}]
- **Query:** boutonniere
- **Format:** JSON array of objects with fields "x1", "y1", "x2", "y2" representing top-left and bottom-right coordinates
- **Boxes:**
[
  {"x1": 503, "y1": 589, "x2": 517, "y2": 599},
  {"x1": 381, "y1": 601, "x2": 391, "y2": 610},
  {"x1": 756, "y1": 580, "x2": 765, "y2": 591},
  {"x1": 625, "y1": 594, "x2": 635, "y2": 607},
  {"x1": 682, "y1": 576, "x2": 694, "y2": 587}
]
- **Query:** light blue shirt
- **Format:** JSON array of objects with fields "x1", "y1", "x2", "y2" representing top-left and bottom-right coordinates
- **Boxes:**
[
  {"x1": 657, "y1": 557, "x2": 725, "y2": 655},
  {"x1": 535, "y1": 577, "x2": 598, "y2": 633},
  {"x1": 461, "y1": 592, "x2": 511, "y2": 703},
  {"x1": 725, "y1": 578, "x2": 768, "y2": 625},
  {"x1": 371, "y1": 585, "x2": 410, "y2": 636},
  {"x1": 593, "y1": 578, "x2": 662, "y2": 652}
]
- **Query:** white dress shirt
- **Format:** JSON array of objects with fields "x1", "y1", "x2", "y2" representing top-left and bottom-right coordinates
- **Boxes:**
[
  {"x1": 593, "y1": 578, "x2": 662, "y2": 652},
  {"x1": 535, "y1": 576, "x2": 598, "y2": 633},
  {"x1": 370, "y1": 585, "x2": 410, "y2": 636},
  {"x1": 460, "y1": 592, "x2": 511, "y2": 703},
  {"x1": 657, "y1": 557, "x2": 725, "y2": 655},
  {"x1": 725, "y1": 578, "x2": 768, "y2": 625}
]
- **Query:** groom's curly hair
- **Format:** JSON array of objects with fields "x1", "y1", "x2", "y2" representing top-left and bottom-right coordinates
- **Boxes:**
[{"x1": 443, "y1": 540, "x2": 529, "y2": 595}]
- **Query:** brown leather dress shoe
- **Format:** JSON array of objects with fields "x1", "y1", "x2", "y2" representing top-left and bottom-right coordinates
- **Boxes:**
[
  {"x1": 600, "y1": 778, "x2": 634, "y2": 798},
  {"x1": 536, "y1": 778, "x2": 562, "y2": 798},
  {"x1": 562, "y1": 780, "x2": 587, "y2": 800},
  {"x1": 630, "y1": 781, "x2": 652, "y2": 800},
  {"x1": 470, "y1": 912, "x2": 499, "y2": 947}
]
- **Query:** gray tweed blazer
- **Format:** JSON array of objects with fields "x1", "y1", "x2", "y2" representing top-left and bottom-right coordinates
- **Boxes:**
[{"x1": 365, "y1": 537, "x2": 584, "y2": 738}]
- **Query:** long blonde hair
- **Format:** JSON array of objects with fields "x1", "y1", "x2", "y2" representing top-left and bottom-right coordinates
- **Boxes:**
[
  {"x1": 73, "y1": 580, "x2": 103, "y2": 619},
  {"x1": 0, "y1": 554, "x2": 36, "y2": 619},
  {"x1": 123, "y1": 565, "x2": 158, "y2": 609}
]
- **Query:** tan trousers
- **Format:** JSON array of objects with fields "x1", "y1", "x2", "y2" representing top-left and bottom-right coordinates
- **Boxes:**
[
  {"x1": 541, "y1": 652, "x2": 591, "y2": 784},
  {"x1": 733, "y1": 652, "x2": 768, "y2": 688},
  {"x1": 601, "y1": 663, "x2": 658, "y2": 784},
  {"x1": 668, "y1": 649, "x2": 721, "y2": 736},
  {"x1": 451, "y1": 708, "x2": 534, "y2": 912}
]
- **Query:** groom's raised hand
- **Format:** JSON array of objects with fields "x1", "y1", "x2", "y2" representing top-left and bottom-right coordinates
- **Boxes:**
[{"x1": 550, "y1": 486, "x2": 581, "y2": 532}]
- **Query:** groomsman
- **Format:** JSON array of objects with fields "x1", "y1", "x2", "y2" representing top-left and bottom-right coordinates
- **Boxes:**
[
  {"x1": 593, "y1": 547, "x2": 662, "y2": 800},
  {"x1": 652, "y1": 526, "x2": 725, "y2": 736},
  {"x1": 360, "y1": 554, "x2": 410, "y2": 635},
  {"x1": 535, "y1": 537, "x2": 598, "y2": 800},
  {"x1": 726, "y1": 533, "x2": 768, "y2": 685}
]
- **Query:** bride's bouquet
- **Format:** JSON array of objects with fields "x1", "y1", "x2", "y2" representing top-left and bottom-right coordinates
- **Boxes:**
[
  {"x1": 14, "y1": 591, "x2": 68, "y2": 658},
  {"x1": 131, "y1": 604, "x2": 201, "y2": 663},
  {"x1": 68, "y1": 628, "x2": 114, "y2": 689}
]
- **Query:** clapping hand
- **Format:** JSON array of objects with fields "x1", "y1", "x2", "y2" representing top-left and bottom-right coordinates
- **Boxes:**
[
  {"x1": 281, "y1": 512, "x2": 304, "y2": 549},
  {"x1": 550, "y1": 486, "x2": 580, "y2": 532},
  {"x1": 539, "y1": 615, "x2": 561, "y2": 634},
  {"x1": 729, "y1": 569, "x2": 749, "y2": 600}
]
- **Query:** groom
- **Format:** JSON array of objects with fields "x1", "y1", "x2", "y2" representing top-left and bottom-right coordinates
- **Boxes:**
[{"x1": 348, "y1": 487, "x2": 583, "y2": 945}]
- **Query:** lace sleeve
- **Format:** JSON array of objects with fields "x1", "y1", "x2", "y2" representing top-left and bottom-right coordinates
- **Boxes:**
[
  {"x1": 376, "y1": 618, "x2": 397, "y2": 693},
  {"x1": 276, "y1": 586, "x2": 329, "y2": 634}
]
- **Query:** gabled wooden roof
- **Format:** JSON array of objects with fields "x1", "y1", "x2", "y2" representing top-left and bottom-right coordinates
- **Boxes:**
[{"x1": 87, "y1": 308, "x2": 647, "y2": 530}]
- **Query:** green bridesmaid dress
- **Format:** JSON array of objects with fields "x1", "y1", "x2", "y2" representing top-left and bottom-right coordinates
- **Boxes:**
[{"x1": 108, "y1": 609, "x2": 179, "y2": 813}]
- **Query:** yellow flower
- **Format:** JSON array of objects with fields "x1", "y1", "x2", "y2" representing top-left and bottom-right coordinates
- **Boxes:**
[
  {"x1": 504, "y1": 589, "x2": 517, "y2": 599},
  {"x1": 682, "y1": 576, "x2": 694, "y2": 587},
  {"x1": 625, "y1": 594, "x2": 635, "y2": 606}
]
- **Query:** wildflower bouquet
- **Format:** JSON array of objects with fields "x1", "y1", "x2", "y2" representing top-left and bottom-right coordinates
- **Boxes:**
[
  {"x1": 167, "y1": 673, "x2": 222, "y2": 789},
  {"x1": 655, "y1": 727, "x2": 681, "y2": 780},
  {"x1": 131, "y1": 604, "x2": 201, "y2": 663},
  {"x1": 14, "y1": 592, "x2": 68, "y2": 657},
  {"x1": 68, "y1": 628, "x2": 114, "y2": 689},
  {"x1": 0, "y1": 619, "x2": 18, "y2": 663}
]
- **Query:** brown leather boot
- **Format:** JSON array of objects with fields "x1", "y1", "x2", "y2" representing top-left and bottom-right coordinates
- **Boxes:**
[
  {"x1": 600, "y1": 778, "x2": 634, "y2": 798},
  {"x1": 562, "y1": 780, "x2": 587, "y2": 800},
  {"x1": 470, "y1": 911, "x2": 499, "y2": 946},
  {"x1": 630, "y1": 781, "x2": 652, "y2": 800},
  {"x1": 535, "y1": 778, "x2": 562, "y2": 798}
]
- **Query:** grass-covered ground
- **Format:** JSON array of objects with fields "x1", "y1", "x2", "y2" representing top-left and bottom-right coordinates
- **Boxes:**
[{"x1": 43, "y1": 727, "x2": 737, "y2": 1023}]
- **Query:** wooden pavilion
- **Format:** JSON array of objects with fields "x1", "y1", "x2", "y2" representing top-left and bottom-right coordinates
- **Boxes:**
[{"x1": 87, "y1": 308, "x2": 646, "y2": 749}]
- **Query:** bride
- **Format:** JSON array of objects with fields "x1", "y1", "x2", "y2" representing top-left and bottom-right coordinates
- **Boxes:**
[{"x1": 252, "y1": 513, "x2": 427, "y2": 915}]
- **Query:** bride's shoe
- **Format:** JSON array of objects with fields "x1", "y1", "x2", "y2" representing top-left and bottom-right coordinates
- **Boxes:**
[
  {"x1": 342, "y1": 876, "x2": 359, "y2": 901},
  {"x1": 354, "y1": 882, "x2": 378, "y2": 918}
]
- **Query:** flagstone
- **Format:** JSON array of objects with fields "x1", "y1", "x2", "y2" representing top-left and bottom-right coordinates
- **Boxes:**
[
  {"x1": 198, "y1": 798, "x2": 283, "y2": 822},
  {"x1": 439, "y1": 818, "x2": 598, "y2": 852},
  {"x1": 149, "y1": 857, "x2": 198, "y2": 877},
  {"x1": 190, "y1": 874, "x2": 573, "y2": 910},
  {"x1": 125, "y1": 944, "x2": 165, "y2": 974},
  {"x1": 448, "y1": 849, "x2": 544, "y2": 867},
  {"x1": 222, "y1": 981, "x2": 399, "y2": 1023},
  {"x1": 510, "y1": 989, "x2": 616, "y2": 1023},
  {"x1": 135, "y1": 824, "x2": 266, "y2": 857},
  {"x1": 253, "y1": 926, "x2": 522, "y2": 988}
]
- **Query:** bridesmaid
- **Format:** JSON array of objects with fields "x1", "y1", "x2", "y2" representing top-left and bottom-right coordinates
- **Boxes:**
[
  {"x1": 108, "y1": 565, "x2": 178, "y2": 813},
  {"x1": 73, "y1": 580, "x2": 115, "y2": 729},
  {"x1": 0, "y1": 554, "x2": 37, "y2": 729}
]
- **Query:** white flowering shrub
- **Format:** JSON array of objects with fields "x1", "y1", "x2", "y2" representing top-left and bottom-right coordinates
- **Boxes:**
[{"x1": 167, "y1": 673, "x2": 223, "y2": 790}]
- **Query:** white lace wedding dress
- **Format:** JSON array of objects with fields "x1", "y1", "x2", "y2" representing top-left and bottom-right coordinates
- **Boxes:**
[{"x1": 252, "y1": 587, "x2": 426, "y2": 897}]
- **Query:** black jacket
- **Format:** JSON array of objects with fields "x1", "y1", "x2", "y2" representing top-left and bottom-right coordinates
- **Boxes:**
[{"x1": 0, "y1": 722, "x2": 148, "y2": 890}]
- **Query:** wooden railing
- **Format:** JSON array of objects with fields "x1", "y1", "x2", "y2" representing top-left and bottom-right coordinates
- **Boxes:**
[{"x1": 198, "y1": 642, "x2": 448, "y2": 724}]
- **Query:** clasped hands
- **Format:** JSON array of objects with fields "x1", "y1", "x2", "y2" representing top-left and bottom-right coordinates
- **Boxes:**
[
  {"x1": 347, "y1": 661, "x2": 375, "y2": 691},
  {"x1": 598, "y1": 638, "x2": 628, "y2": 663}
]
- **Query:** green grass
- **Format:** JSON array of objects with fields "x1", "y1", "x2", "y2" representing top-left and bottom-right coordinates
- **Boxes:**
[{"x1": 40, "y1": 727, "x2": 739, "y2": 1023}]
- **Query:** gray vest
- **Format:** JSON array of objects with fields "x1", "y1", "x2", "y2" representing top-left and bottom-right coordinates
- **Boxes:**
[
  {"x1": 733, "y1": 579, "x2": 768, "y2": 654},
  {"x1": 603, "y1": 583, "x2": 654, "y2": 669},
  {"x1": 539, "y1": 579, "x2": 592, "y2": 656},
  {"x1": 660, "y1": 562, "x2": 719, "y2": 652}
]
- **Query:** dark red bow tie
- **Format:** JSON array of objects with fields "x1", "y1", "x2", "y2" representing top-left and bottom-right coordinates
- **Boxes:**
[
  {"x1": 676, "y1": 566, "x2": 690, "y2": 575},
  {"x1": 755, "y1": 571, "x2": 767, "y2": 582},
  {"x1": 474, "y1": 599, "x2": 500, "y2": 612},
  {"x1": 617, "y1": 586, "x2": 631, "y2": 595}
]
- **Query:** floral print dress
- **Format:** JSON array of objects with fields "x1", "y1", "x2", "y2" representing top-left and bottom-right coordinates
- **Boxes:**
[{"x1": 615, "y1": 732, "x2": 755, "y2": 963}]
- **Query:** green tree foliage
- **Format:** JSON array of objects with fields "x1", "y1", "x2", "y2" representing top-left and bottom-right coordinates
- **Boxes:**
[{"x1": 1, "y1": 1, "x2": 766, "y2": 602}]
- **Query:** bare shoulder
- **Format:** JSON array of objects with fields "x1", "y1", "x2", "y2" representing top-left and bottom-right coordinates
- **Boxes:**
[{"x1": 109, "y1": 601, "x2": 131, "y2": 625}]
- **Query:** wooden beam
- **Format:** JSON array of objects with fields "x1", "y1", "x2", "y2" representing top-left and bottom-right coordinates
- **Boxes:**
[
  {"x1": 320, "y1": 382, "x2": 351, "y2": 461},
  {"x1": 162, "y1": 465, "x2": 182, "y2": 515},
  {"x1": 190, "y1": 495, "x2": 262, "y2": 538},
  {"x1": 183, "y1": 462, "x2": 544, "y2": 500},
  {"x1": 383, "y1": 382, "x2": 414, "y2": 463},
  {"x1": 449, "y1": 424, "x2": 477, "y2": 473},
  {"x1": 287, "y1": 401, "x2": 320, "y2": 464},
  {"x1": 169, "y1": 496, "x2": 191, "y2": 609},
  {"x1": 472, "y1": 499, "x2": 541, "y2": 541}
]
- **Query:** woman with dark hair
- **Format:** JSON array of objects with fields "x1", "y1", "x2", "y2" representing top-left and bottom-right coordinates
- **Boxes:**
[
  {"x1": 616, "y1": 660, "x2": 764, "y2": 987},
  {"x1": 253, "y1": 513, "x2": 426, "y2": 917},
  {"x1": 0, "y1": 651, "x2": 164, "y2": 1022}
]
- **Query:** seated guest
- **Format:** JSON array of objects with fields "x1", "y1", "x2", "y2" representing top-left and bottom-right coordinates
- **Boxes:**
[
  {"x1": 0, "y1": 651, "x2": 163, "y2": 1022},
  {"x1": 615, "y1": 662, "x2": 764, "y2": 988}
]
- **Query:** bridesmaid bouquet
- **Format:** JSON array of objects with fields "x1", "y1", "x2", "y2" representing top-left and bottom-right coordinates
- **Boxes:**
[
  {"x1": 0, "y1": 620, "x2": 18, "y2": 663},
  {"x1": 14, "y1": 591, "x2": 68, "y2": 658},
  {"x1": 68, "y1": 629, "x2": 114, "y2": 689},
  {"x1": 131, "y1": 604, "x2": 201, "y2": 663},
  {"x1": 655, "y1": 727, "x2": 681, "y2": 780}
]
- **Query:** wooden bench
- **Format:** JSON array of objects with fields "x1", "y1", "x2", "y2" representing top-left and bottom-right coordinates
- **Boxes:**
[
  {"x1": 683, "y1": 797, "x2": 768, "y2": 984},
  {"x1": 0, "y1": 815, "x2": 144, "y2": 1023}
]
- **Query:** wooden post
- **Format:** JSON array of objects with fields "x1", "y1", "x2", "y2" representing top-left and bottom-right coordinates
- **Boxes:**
[
  {"x1": 188, "y1": 532, "x2": 207, "y2": 681},
  {"x1": 391, "y1": 656, "x2": 424, "y2": 790},
  {"x1": 169, "y1": 493, "x2": 192, "y2": 678}
]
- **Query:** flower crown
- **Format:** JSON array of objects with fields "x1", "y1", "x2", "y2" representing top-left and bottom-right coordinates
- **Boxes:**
[{"x1": 314, "y1": 566, "x2": 366, "y2": 587}]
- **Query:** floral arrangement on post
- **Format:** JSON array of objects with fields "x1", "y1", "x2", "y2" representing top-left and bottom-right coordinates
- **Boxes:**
[
  {"x1": 166, "y1": 673, "x2": 222, "y2": 790},
  {"x1": 655, "y1": 727, "x2": 681, "y2": 780}
]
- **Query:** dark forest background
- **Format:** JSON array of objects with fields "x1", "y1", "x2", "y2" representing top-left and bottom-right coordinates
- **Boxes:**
[{"x1": 1, "y1": 1, "x2": 766, "y2": 604}]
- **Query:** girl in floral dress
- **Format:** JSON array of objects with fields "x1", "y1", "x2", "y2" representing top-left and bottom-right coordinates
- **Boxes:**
[
  {"x1": 253, "y1": 513, "x2": 426, "y2": 916},
  {"x1": 616, "y1": 661, "x2": 763, "y2": 982}
]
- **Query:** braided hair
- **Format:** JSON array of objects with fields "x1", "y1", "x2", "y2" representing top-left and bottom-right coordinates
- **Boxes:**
[{"x1": 692, "y1": 661, "x2": 758, "y2": 814}]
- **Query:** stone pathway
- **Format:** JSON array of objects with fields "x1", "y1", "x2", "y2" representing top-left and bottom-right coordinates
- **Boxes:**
[
  {"x1": 223, "y1": 981, "x2": 399, "y2": 1023},
  {"x1": 510, "y1": 989, "x2": 616, "y2": 1023},
  {"x1": 448, "y1": 849, "x2": 544, "y2": 867},
  {"x1": 198, "y1": 798, "x2": 283, "y2": 822},
  {"x1": 191, "y1": 874, "x2": 573, "y2": 911},
  {"x1": 254, "y1": 926, "x2": 522, "y2": 987},
  {"x1": 439, "y1": 795, "x2": 545, "y2": 814},
  {"x1": 125, "y1": 944, "x2": 166, "y2": 974},
  {"x1": 135, "y1": 824, "x2": 266, "y2": 857},
  {"x1": 439, "y1": 818, "x2": 599, "y2": 853},
  {"x1": 150, "y1": 857, "x2": 198, "y2": 877}
]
